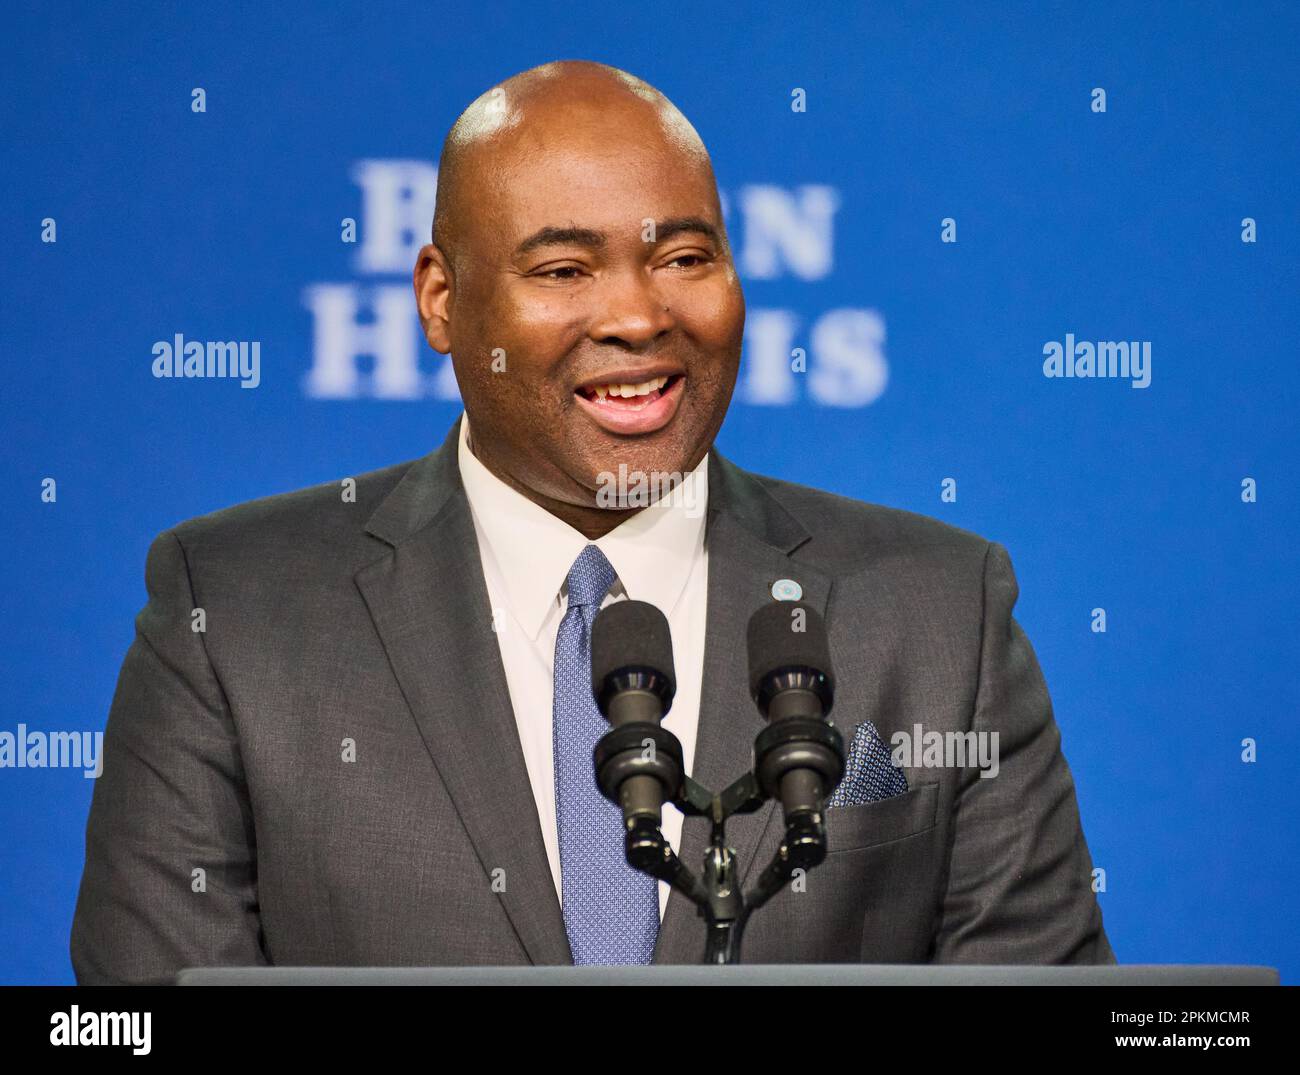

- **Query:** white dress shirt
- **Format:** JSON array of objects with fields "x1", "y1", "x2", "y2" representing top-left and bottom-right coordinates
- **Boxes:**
[{"x1": 456, "y1": 412, "x2": 708, "y2": 919}]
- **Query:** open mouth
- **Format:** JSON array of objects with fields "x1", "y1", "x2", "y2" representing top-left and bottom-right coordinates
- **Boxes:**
[
  {"x1": 572, "y1": 372, "x2": 686, "y2": 435},
  {"x1": 576, "y1": 373, "x2": 683, "y2": 410}
]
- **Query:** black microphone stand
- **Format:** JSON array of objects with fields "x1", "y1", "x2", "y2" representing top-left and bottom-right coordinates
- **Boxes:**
[
  {"x1": 596, "y1": 720, "x2": 844, "y2": 965},
  {"x1": 590, "y1": 599, "x2": 843, "y2": 964}
]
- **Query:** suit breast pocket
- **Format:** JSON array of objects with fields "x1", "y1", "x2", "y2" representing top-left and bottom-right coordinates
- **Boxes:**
[{"x1": 825, "y1": 782, "x2": 939, "y2": 853}]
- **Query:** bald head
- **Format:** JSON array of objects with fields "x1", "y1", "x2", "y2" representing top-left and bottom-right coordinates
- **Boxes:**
[
  {"x1": 431, "y1": 61, "x2": 716, "y2": 273},
  {"x1": 412, "y1": 59, "x2": 745, "y2": 539}
]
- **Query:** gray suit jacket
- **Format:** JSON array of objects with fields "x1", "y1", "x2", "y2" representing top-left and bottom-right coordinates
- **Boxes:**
[{"x1": 71, "y1": 419, "x2": 1114, "y2": 983}]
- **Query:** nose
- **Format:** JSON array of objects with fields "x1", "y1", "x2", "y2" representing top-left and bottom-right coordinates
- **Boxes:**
[{"x1": 587, "y1": 268, "x2": 676, "y2": 349}]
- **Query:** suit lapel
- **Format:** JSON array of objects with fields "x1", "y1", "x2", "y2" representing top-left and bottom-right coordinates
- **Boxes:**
[
  {"x1": 653, "y1": 452, "x2": 831, "y2": 964},
  {"x1": 354, "y1": 420, "x2": 571, "y2": 965}
]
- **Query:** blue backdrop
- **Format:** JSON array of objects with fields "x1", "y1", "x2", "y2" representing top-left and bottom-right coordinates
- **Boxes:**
[{"x1": 2, "y1": 1, "x2": 1297, "y2": 984}]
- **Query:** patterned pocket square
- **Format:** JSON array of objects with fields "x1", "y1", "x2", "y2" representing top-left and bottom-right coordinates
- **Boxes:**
[{"x1": 826, "y1": 720, "x2": 908, "y2": 808}]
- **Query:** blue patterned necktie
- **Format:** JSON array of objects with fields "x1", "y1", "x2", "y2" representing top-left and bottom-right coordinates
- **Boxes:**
[{"x1": 553, "y1": 543, "x2": 659, "y2": 964}]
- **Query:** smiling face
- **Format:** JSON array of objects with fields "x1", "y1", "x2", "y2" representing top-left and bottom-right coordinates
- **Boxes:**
[{"x1": 415, "y1": 63, "x2": 745, "y2": 536}]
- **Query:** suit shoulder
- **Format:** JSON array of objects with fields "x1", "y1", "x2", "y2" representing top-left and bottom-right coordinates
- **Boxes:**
[
  {"x1": 165, "y1": 456, "x2": 419, "y2": 556},
  {"x1": 750, "y1": 471, "x2": 993, "y2": 570}
]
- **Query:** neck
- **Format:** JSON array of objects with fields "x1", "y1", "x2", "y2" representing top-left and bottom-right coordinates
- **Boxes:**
[
  {"x1": 528, "y1": 494, "x2": 641, "y2": 540},
  {"x1": 467, "y1": 431, "x2": 643, "y2": 539}
]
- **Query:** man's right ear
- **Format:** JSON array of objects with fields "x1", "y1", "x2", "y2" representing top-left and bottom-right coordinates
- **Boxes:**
[{"x1": 413, "y1": 243, "x2": 453, "y2": 354}]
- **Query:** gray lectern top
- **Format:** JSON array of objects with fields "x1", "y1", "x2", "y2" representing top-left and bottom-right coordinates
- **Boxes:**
[{"x1": 177, "y1": 964, "x2": 1280, "y2": 986}]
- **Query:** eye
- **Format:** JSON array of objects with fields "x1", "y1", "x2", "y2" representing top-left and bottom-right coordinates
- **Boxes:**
[
  {"x1": 530, "y1": 264, "x2": 585, "y2": 282},
  {"x1": 665, "y1": 252, "x2": 710, "y2": 270}
]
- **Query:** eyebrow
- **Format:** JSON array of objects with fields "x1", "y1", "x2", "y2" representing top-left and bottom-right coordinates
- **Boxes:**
[{"x1": 512, "y1": 216, "x2": 722, "y2": 257}]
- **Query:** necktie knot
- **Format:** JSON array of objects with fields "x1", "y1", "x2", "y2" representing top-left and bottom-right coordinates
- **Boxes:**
[{"x1": 565, "y1": 544, "x2": 616, "y2": 609}]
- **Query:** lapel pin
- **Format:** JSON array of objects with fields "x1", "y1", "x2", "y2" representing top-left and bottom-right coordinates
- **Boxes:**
[{"x1": 770, "y1": 578, "x2": 802, "y2": 601}]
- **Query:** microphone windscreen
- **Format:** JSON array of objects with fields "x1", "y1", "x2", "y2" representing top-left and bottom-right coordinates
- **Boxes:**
[
  {"x1": 591, "y1": 599, "x2": 676, "y2": 700},
  {"x1": 746, "y1": 600, "x2": 834, "y2": 700}
]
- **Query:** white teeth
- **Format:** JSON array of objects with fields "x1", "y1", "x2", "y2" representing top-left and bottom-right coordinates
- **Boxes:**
[{"x1": 586, "y1": 375, "x2": 669, "y2": 402}]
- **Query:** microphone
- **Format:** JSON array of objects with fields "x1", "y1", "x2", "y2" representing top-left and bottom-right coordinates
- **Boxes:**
[
  {"x1": 590, "y1": 600, "x2": 685, "y2": 868},
  {"x1": 746, "y1": 600, "x2": 845, "y2": 866}
]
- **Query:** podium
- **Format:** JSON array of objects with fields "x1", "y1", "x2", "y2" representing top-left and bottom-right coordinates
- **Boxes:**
[{"x1": 177, "y1": 964, "x2": 1280, "y2": 986}]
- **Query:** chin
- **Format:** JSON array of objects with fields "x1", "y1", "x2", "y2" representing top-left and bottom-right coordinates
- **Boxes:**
[{"x1": 594, "y1": 435, "x2": 693, "y2": 470}]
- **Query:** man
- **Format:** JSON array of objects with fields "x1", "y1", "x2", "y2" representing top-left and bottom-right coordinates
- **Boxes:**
[{"x1": 71, "y1": 61, "x2": 1113, "y2": 984}]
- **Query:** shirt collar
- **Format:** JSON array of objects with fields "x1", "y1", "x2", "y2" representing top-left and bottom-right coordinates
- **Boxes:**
[{"x1": 456, "y1": 411, "x2": 709, "y2": 642}]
